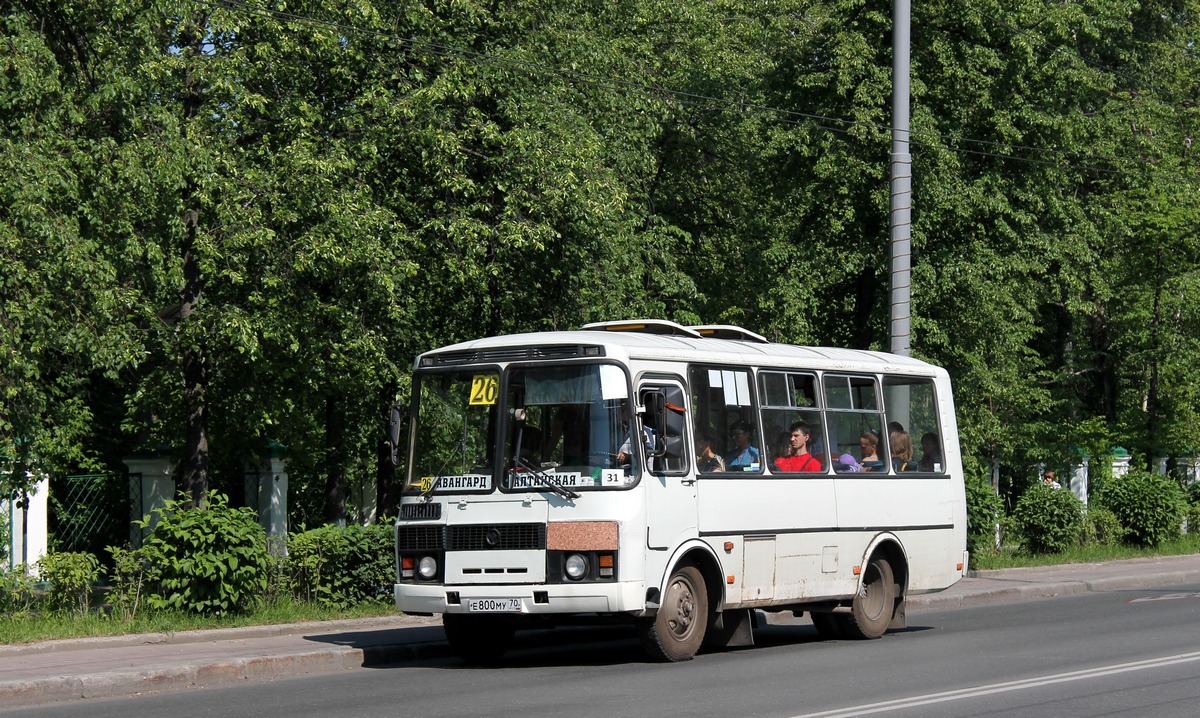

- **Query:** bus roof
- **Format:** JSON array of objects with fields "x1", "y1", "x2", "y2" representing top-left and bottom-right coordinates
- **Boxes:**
[{"x1": 416, "y1": 321, "x2": 944, "y2": 377}]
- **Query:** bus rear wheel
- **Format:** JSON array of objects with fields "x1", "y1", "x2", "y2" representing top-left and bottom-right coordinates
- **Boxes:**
[
  {"x1": 640, "y1": 564, "x2": 708, "y2": 662},
  {"x1": 442, "y1": 614, "x2": 516, "y2": 665},
  {"x1": 840, "y1": 556, "x2": 896, "y2": 640}
]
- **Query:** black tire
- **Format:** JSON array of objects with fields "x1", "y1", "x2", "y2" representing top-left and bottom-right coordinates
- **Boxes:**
[
  {"x1": 810, "y1": 611, "x2": 845, "y2": 640},
  {"x1": 640, "y1": 564, "x2": 708, "y2": 662},
  {"x1": 442, "y1": 614, "x2": 516, "y2": 665},
  {"x1": 840, "y1": 556, "x2": 896, "y2": 640}
]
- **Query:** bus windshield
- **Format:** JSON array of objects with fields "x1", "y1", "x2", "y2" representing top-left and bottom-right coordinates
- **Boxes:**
[{"x1": 408, "y1": 363, "x2": 636, "y2": 494}]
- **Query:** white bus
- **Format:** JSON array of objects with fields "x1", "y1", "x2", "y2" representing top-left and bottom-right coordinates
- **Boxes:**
[{"x1": 391, "y1": 320, "x2": 968, "y2": 662}]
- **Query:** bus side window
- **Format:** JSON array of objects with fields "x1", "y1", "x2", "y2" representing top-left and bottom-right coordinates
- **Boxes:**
[
  {"x1": 689, "y1": 365, "x2": 762, "y2": 473},
  {"x1": 883, "y1": 376, "x2": 944, "y2": 474}
]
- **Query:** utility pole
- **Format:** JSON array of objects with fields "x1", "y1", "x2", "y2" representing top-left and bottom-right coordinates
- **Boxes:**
[{"x1": 890, "y1": 0, "x2": 912, "y2": 358}]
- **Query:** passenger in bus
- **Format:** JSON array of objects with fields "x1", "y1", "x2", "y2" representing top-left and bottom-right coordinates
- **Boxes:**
[
  {"x1": 890, "y1": 430, "x2": 916, "y2": 472},
  {"x1": 772, "y1": 422, "x2": 823, "y2": 473},
  {"x1": 772, "y1": 430, "x2": 793, "y2": 462},
  {"x1": 835, "y1": 453, "x2": 861, "y2": 472},
  {"x1": 918, "y1": 432, "x2": 943, "y2": 472},
  {"x1": 696, "y1": 432, "x2": 725, "y2": 473},
  {"x1": 725, "y1": 420, "x2": 761, "y2": 470},
  {"x1": 859, "y1": 431, "x2": 883, "y2": 471}
]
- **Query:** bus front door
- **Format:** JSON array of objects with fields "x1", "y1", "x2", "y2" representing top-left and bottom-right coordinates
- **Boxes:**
[{"x1": 640, "y1": 380, "x2": 698, "y2": 551}]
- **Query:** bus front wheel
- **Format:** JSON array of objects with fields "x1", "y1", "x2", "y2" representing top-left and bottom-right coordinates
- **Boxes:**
[
  {"x1": 841, "y1": 556, "x2": 896, "y2": 640},
  {"x1": 640, "y1": 564, "x2": 708, "y2": 662},
  {"x1": 442, "y1": 614, "x2": 516, "y2": 665}
]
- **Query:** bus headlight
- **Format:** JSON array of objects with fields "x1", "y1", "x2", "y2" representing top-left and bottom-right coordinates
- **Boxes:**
[
  {"x1": 418, "y1": 556, "x2": 438, "y2": 579},
  {"x1": 564, "y1": 553, "x2": 589, "y2": 580}
]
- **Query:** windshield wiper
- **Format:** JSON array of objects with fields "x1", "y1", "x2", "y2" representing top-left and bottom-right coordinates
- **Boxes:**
[{"x1": 511, "y1": 456, "x2": 580, "y2": 500}]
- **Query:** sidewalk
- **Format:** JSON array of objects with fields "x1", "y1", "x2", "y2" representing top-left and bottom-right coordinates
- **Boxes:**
[{"x1": 3, "y1": 553, "x2": 1200, "y2": 709}]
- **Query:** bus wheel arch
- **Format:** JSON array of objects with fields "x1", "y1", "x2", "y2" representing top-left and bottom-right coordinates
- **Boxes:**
[
  {"x1": 640, "y1": 548, "x2": 722, "y2": 662},
  {"x1": 843, "y1": 537, "x2": 908, "y2": 639}
]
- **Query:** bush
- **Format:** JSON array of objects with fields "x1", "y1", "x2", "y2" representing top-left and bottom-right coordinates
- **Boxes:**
[
  {"x1": 1187, "y1": 504, "x2": 1200, "y2": 535},
  {"x1": 38, "y1": 551, "x2": 101, "y2": 616},
  {"x1": 142, "y1": 492, "x2": 269, "y2": 615},
  {"x1": 1096, "y1": 470, "x2": 1186, "y2": 547},
  {"x1": 965, "y1": 470, "x2": 1003, "y2": 554},
  {"x1": 1012, "y1": 483, "x2": 1086, "y2": 553},
  {"x1": 1083, "y1": 506, "x2": 1123, "y2": 546},
  {"x1": 0, "y1": 566, "x2": 36, "y2": 618},
  {"x1": 287, "y1": 522, "x2": 394, "y2": 609},
  {"x1": 105, "y1": 543, "x2": 162, "y2": 621}
]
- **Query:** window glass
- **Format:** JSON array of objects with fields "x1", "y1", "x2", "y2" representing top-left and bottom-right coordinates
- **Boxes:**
[
  {"x1": 823, "y1": 374, "x2": 887, "y2": 473},
  {"x1": 689, "y1": 366, "x2": 762, "y2": 473},
  {"x1": 759, "y1": 372, "x2": 825, "y2": 474},
  {"x1": 639, "y1": 382, "x2": 688, "y2": 474},
  {"x1": 883, "y1": 377, "x2": 944, "y2": 473},
  {"x1": 408, "y1": 371, "x2": 499, "y2": 494},
  {"x1": 501, "y1": 364, "x2": 637, "y2": 491}
]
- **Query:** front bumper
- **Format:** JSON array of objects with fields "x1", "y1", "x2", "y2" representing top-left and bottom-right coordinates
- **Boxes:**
[{"x1": 394, "y1": 580, "x2": 647, "y2": 616}]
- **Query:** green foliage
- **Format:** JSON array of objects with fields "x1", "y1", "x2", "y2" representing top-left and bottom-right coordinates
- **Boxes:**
[
  {"x1": 142, "y1": 493, "x2": 269, "y2": 615},
  {"x1": 1012, "y1": 484, "x2": 1086, "y2": 554},
  {"x1": 0, "y1": 566, "x2": 37, "y2": 618},
  {"x1": 1097, "y1": 470, "x2": 1187, "y2": 547},
  {"x1": 2, "y1": 0, "x2": 1199, "y2": 525},
  {"x1": 965, "y1": 470, "x2": 1002, "y2": 554},
  {"x1": 1083, "y1": 506, "x2": 1123, "y2": 547},
  {"x1": 1186, "y1": 481, "x2": 1200, "y2": 507},
  {"x1": 1186, "y1": 504, "x2": 1200, "y2": 537},
  {"x1": 37, "y1": 551, "x2": 100, "y2": 616},
  {"x1": 287, "y1": 523, "x2": 394, "y2": 609},
  {"x1": 104, "y1": 543, "x2": 161, "y2": 621}
]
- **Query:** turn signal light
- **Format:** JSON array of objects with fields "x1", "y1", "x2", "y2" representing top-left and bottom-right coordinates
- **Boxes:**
[
  {"x1": 727, "y1": 575, "x2": 736, "y2": 584},
  {"x1": 724, "y1": 542, "x2": 734, "y2": 552},
  {"x1": 853, "y1": 566, "x2": 862, "y2": 575}
]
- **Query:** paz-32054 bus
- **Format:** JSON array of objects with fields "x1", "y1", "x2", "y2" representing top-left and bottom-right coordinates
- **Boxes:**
[{"x1": 390, "y1": 320, "x2": 967, "y2": 662}]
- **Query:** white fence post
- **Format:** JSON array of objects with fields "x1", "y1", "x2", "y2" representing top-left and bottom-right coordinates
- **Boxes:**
[
  {"x1": 244, "y1": 441, "x2": 289, "y2": 555},
  {"x1": 1069, "y1": 453, "x2": 1090, "y2": 506},
  {"x1": 1110, "y1": 447, "x2": 1131, "y2": 479},
  {"x1": 2, "y1": 470, "x2": 50, "y2": 573},
  {"x1": 123, "y1": 453, "x2": 177, "y2": 547}
]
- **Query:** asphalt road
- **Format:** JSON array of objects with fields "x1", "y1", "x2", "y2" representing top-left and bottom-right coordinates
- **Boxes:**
[{"x1": 8, "y1": 581, "x2": 1200, "y2": 718}]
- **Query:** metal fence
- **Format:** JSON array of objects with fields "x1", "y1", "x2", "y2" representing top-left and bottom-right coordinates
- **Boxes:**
[{"x1": 49, "y1": 474, "x2": 129, "y2": 557}]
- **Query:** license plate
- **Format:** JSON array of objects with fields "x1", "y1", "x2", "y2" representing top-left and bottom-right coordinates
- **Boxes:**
[{"x1": 467, "y1": 597, "x2": 523, "y2": 612}]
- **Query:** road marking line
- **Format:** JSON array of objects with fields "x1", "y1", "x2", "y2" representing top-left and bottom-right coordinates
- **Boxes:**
[{"x1": 790, "y1": 651, "x2": 1200, "y2": 718}]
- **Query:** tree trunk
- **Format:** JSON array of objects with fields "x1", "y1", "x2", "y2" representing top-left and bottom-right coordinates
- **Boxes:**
[
  {"x1": 1145, "y1": 246, "x2": 1164, "y2": 471},
  {"x1": 324, "y1": 393, "x2": 348, "y2": 525},
  {"x1": 375, "y1": 382, "x2": 399, "y2": 519},
  {"x1": 179, "y1": 15, "x2": 209, "y2": 508}
]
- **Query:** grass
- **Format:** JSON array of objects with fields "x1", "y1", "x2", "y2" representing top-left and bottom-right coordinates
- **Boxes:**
[
  {"x1": 0, "y1": 597, "x2": 397, "y2": 646},
  {"x1": 970, "y1": 533, "x2": 1200, "y2": 571}
]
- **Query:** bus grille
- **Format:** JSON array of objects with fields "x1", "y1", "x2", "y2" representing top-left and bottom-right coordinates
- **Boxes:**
[
  {"x1": 396, "y1": 526, "x2": 444, "y2": 550},
  {"x1": 397, "y1": 523, "x2": 548, "y2": 551},
  {"x1": 399, "y1": 503, "x2": 441, "y2": 520},
  {"x1": 446, "y1": 523, "x2": 547, "y2": 551}
]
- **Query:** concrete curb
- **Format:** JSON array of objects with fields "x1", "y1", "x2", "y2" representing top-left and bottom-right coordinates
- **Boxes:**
[
  {"x1": 0, "y1": 637, "x2": 453, "y2": 708},
  {"x1": 908, "y1": 567, "x2": 1200, "y2": 610},
  {"x1": 0, "y1": 615, "x2": 437, "y2": 657}
]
